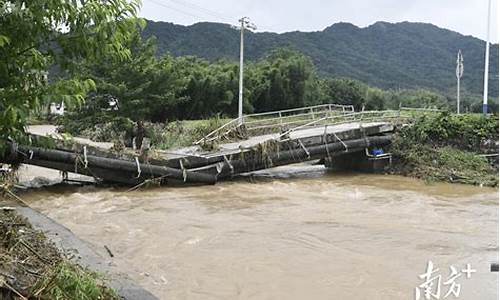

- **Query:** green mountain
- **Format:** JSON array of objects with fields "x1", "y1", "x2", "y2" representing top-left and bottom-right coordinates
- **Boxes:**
[{"x1": 143, "y1": 20, "x2": 498, "y2": 98}]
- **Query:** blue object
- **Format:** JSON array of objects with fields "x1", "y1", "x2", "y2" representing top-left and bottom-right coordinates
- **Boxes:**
[{"x1": 372, "y1": 148, "x2": 384, "y2": 156}]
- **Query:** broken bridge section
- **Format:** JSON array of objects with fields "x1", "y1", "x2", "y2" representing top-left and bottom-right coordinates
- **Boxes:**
[{"x1": 2, "y1": 105, "x2": 406, "y2": 186}]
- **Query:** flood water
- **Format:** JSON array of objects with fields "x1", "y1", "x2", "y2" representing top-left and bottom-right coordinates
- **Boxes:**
[{"x1": 22, "y1": 165, "x2": 498, "y2": 299}]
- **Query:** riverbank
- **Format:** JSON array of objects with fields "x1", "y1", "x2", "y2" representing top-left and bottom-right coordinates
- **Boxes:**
[
  {"x1": 0, "y1": 191, "x2": 158, "y2": 300},
  {"x1": 0, "y1": 207, "x2": 117, "y2": 299},
  {"x1": 387, "y1": 113, "x2": 499, "y2": 186}
]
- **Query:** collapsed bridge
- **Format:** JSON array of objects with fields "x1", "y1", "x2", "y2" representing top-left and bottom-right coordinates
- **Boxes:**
[{"x1": 2, "y1": 104, "x2": 414, "y2": 186}]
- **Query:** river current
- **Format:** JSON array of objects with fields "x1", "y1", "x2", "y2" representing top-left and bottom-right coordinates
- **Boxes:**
[{"x1": 22, "y1": 164, "x2": 498, "y2": 299}]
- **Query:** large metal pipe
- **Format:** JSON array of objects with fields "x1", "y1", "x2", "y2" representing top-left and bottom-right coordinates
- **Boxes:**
[
  {"x1": 217, "y1": 135, "x2": 392, "y2": 178},
  {"x1": 26, "y1": 159, "x2": 144, "y2": 185},
  {"x1": 2, "y1": 135, "x2": 391, "y2": 185},
  {"x1": 3, "y1": 144, "x2": 216, "y2": 185}
]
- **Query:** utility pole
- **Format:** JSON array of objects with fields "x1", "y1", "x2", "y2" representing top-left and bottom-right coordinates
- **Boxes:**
[
  {"x1": 482, "y1": 0, "x2": 492, "y2": 114},
  {"x1": 456, "y1": 50, "x2": 463, "y2": 114},
  {"x1": 237, "y1": 17, "x2": 256, "y2": 125}
]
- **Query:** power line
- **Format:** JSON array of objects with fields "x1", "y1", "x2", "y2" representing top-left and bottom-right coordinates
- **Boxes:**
[
  {"x1": 146, "y1": 0, "x2": 236, "y2": 26},
  {"x1": 146, "y1": 0, "x2": 207, "y2": 20},
  {"x1": 145, "y1": 0, "x2": 280, "y2": 33},
  {"x1": 163, "y1": 0, "x2": 234, "y2": 23}
]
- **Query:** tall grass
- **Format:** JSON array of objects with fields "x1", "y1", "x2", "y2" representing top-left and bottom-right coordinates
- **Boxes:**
[
  {"x1": 146, "y1": 116, "x2": 229, "y2": 150},
  {"x1": 32, "y1": 261, "x2": 118, "y2": 300}
]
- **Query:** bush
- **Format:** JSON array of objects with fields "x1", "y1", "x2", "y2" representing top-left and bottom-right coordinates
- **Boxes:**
[
  {"x1": 389, "y1": 113, "x2": 499, "y2": 186},
  {"x1": 398, "y1": 113, "x2": 498, "y2": 152},
  {"x1": 390, "y1": 142, "x2": 497, "y2": 186},
  {"x1": 145, "y1": 116, "x2": 227, "y2": 149},
  {"x1": 58, "y1": 114, "x2": 135, "y2": 142}
]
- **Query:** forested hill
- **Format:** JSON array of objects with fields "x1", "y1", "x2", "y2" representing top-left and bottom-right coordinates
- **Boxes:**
[{"x1": 143, "y1": 20, "x2": 499, "y2": 98}]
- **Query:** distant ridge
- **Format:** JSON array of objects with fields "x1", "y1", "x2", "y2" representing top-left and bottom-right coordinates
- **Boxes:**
[{"x1": 143, "y1": 19, "x2": 499, "y2": 98}]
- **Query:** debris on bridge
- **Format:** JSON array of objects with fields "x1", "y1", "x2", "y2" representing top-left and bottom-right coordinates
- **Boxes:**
[{"x1": 1, "y1": 104, "x2": 410, "y2": 186}]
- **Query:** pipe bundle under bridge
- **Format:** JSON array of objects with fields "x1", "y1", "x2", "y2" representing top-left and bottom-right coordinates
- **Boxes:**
[{"x1": 1, "y1": 105, "x2": 416, "y2": 186}]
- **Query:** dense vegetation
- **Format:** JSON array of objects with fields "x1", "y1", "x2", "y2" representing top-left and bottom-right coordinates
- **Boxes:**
[
  {"x1": 0, "y1": 0, "x2": 143, "y2": 152},
  {"x1": 0, "y1": 1, "x2": 498, "y2": 190},
  {"x1": 143, "y1": 20, "x2": 499, "y2": 105},
  {"x1": 390, "y1": 113, "x2": 499, "y2": 186},
  {"x1": 62, "y1": 27, "x2": 459, "y2": 132},
  {"x1": 0, "y1": 1, "x2": 144, "y2": 298},
  {"x1": 58, "y1": 23, "x2": 499, "y2": 153},
  {"x1": 2, "y1": 5, "x2": 497, "y2": 146}
]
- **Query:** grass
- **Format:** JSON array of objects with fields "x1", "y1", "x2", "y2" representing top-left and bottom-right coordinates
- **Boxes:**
[
  {"x1": 0, "y1": 210, "x2": 118, "y2": 299},
  {"x1": 388, "y1": 113, "x2": 499, "y2": 186},
  {"x1": 58, "y1": 114, "x2": 230, "y2": 150},
  {"x1": 146, "y1": 116, "x2": 230, "y2": 150},
  {"x1": 32, "y1": 261, "x2": 118, "y2": 300},
  {"x1": 390, "y1": 142, "x2": 498, "y2": 186}
]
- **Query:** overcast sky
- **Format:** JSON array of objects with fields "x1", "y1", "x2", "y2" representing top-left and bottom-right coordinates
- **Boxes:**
[{"x1": 140, "y1": 0, "x2": 498, "y2": 43}]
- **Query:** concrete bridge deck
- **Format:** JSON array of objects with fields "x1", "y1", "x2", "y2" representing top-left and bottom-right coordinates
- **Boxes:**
[{"x1": 3, "y1": 105, "x2": 409, "y2": 186}]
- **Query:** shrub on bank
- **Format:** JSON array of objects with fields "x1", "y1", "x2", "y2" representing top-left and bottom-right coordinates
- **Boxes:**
[
  {"x1": 59, "y1": 113, "x2": 228, "y2": 150},
  {"x1": 389, "y1": 113, "x2": 499, "y2": 186},
  {"x1": 58, "y1": 114, "x2": 135, "y2": 143},
  {"x1": 398, "y1": 113, "x2": 498, "y2": 152},
  {"x1": 390, "y1": 143, "x2": 498, "y2": 186},
  {"x1": 144, "y1": 116, "x2": 227, "y2": 149}
]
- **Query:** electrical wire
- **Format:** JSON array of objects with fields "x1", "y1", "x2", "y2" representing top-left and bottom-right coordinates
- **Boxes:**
[
  {"x1": 146, "y1": 0, "x2": 208, "y2": 20},
  {"x1": 163, "y1": 0, "x2": 234, "y2": 23},
  {"x1": 145, "y1": 0, "x2": 281, "y2": 32}
]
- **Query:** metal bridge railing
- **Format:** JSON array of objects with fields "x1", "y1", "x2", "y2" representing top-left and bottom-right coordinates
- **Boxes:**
[
  {"x1": 277, "y1": 110, "x2": 403, "y2": 140},
  {"x1": 194, "y1": 105, "x2": 444, "y2": 146},
  {"x1": 243, "y1": 104, "x2": 354, "y2": 135},
  {"x1": 193, "y1": 103, "x2": 354, "y2": 145}
]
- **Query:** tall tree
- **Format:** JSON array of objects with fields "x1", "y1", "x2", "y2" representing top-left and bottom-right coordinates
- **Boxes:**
[
  {"x1": 323, "y1": 78, "x2": 368, "y2": 110},
  {"x1": 0, "y1": 0, "x2": 142, "y2": 150},
  {"x1": 252, "y1": 48, "x2": 321, "y2": 112},
  {"x1": 80, "y1": 30, "x2": 189, "y2": 123}
]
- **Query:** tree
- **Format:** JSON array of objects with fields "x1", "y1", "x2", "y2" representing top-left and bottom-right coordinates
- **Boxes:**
[
  {"x1": 365, "y1": 88, "x2": 387, "y2": 110},
  {"x1": 175, "y1": 57, "x2": 240, "y2": 119},
  {"x1": 251, "y1": 48, "x2": 322, "y2": 112},
  {"x1": 0, "y1": 0, "x2": 142, "y2": 150},
  {"x1": 80, "y1": 30, "x2": 190, "y2": 123},
  {"x1": 323, "y1": 78, "x2": 368, "y2": 110},
  {"x1": 387, "y1": 89, "x2": 449, "y2": 109}
]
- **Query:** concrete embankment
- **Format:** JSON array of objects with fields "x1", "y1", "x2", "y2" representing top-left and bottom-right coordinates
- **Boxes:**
[{"x1": 3, "y1": 196, "x2": 158, "y2": 300}]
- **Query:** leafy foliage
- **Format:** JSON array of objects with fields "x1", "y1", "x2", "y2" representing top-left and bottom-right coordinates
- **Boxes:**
[
  {"x1": 250, "y1": 48, "x2": 322, "y2": 111},
  {"x1": 397, "y1": 113, "x2": 499, "y2": 151},
  {"x1": 144, "y1": 117, "x2": 228, "y2": 149},
  {"x1": 390, "y1": 113, "x2": 499, "y2": 186},
  {"x1": 70, "y1": 33, "x2": 457, "y2": 123},
  {"x1": 0, "y1": 0, "x2": 142, "y2": 150},
  {"x1": 59, "y1": 24, "x2": 498, "y2": 155},
  {"x1": 71, "y1": 45, "x2": 327, "y2": 121},
  {"x1": 65, "y1": 28, "x2": 495, "y2": 143},
  {"x1": 390, "y1": 143, "x2": 498, "y2": 186},
  {"x1": 143, "y1": 20, "x2": 499, "y2": 102}
]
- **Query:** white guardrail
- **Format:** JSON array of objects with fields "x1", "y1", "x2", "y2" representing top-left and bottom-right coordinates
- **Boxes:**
[
  {"x1": 194, "y1": 104, "x2": 354, "y2": 145},
  {"x1": 194, "y1": 105, "x2": 445, "y2": 145}
]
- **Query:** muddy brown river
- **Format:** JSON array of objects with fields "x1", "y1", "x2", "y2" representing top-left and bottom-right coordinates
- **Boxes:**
[{"x1": 22, "y1": 165, "x2": 498, "y2": 299}]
